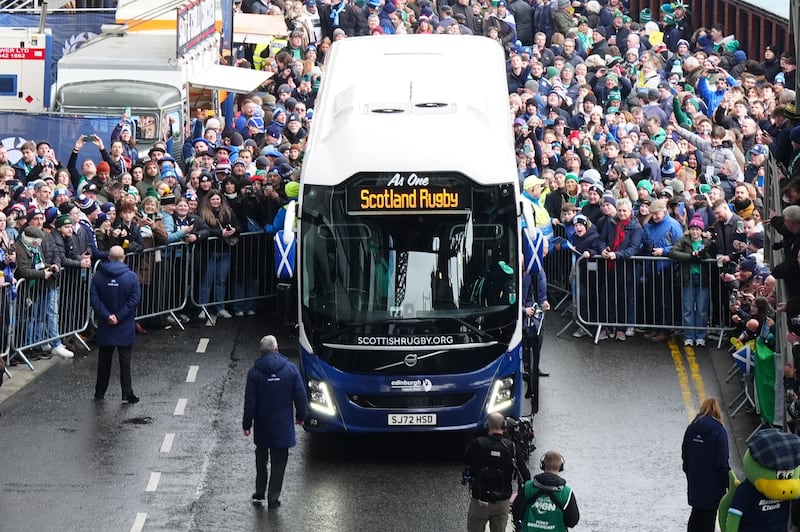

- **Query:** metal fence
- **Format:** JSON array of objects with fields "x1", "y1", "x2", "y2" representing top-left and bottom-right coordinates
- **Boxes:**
[
  {"x1": 189, "y1": 232, "x2": 276, "y2": 320},
  {"x1": 8, "y1": 265, "x2": 92, "y2": 371},
  {"x1": 123, "y1": 242, "x2": 190, "y2": 330},
  {"x1": 543, "y1": 224, "x2": 573, "y2": 311},
  {"x1": 572, "y1": 255, "x2": 736, "y2": 344}
]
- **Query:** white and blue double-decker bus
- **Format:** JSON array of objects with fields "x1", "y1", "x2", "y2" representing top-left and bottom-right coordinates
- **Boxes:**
[{"x1": 293, "y1": 35, "x2": 524, "y2": 432}]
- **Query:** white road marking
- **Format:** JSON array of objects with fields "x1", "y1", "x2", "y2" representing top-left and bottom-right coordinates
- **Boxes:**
[
  {"x1": 160, "y1": 433, "x2": 175, "y2": 453},
  {"x1": 174, "y1": 398, "x2": 187, "y2": 416},
  {"x1": 130, "y1": 512, "x2": 147, "y2": 532},
  {"x1": 196, "y1": 338, "x2": 209, "y2": 353},
  {"x1": 145, "y1": 472, "x2": 161, "y2": 492},
  {"x1": 186, "y1": 365, "x2": 199, "y2": 382}
]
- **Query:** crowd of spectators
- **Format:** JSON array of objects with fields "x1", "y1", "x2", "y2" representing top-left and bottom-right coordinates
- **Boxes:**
[{"x1": 0, "y1": 1, "x2": 798, "y2": 377}]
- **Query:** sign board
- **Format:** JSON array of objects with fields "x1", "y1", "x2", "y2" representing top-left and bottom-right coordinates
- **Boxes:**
[
  {"x1": 347, "y1": 173, "x2": 468, "y2": 214},
  {"x1": 177, "y1": 0, "x2": 216, "y2": 57},
  {"x1": 0, "y1": 47, "x2": 45, "y2": 60}
]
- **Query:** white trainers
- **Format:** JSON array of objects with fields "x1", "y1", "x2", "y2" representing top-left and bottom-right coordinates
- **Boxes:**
[
  {"x1": 51, "y1": 344, "x2": 74, "y2": 359},
  {"x1": 234, "y1": 311, "x2": 244, "y2": 317},
  {"x1": 198, "y1": 310, "x2": 208, "y2": 320},
  {"x1": 246, "y1": 310, "x2": 256, "y2": 316},
  {"x1": 598, "y1": 330, "x2": 609, "y2": 341},
  {"x1": 625, "y1": 327, "x2": 635, "y2": 337},
  {"x1": 217, "y1": 309, "x2": 232, "y2": 319},
  {"x1": 572, "y1": 328, "x2": 588, "y2": 338},
  {"x1": 695, "y1": 339, "x2": 706, "y2": 347},
  {"x1": 684, "y1": 339, "x2": 694, "y2": 347}
]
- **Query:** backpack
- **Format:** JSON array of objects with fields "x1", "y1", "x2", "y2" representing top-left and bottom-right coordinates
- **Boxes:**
[{"x1": 472, "y1": 436, "x2": 515, "y2": 502}]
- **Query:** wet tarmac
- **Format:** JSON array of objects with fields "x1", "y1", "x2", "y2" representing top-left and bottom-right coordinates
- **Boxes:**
[{"x1": 0, "y1": 309, "x2": 748, "y2": 531}]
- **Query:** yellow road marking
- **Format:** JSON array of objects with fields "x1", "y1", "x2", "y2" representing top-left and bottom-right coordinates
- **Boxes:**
[
  {"x1": 684, "y1": 344, "x2": 707, "y2": 403},
  {"x1": 668, "y1": 338, "x2": 697, "y2": 420}
]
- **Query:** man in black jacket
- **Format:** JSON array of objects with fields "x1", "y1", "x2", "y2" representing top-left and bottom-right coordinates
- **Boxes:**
[
  {"x1": 464, "y1": 413, "x2": 531, "y2": 532},
  {"x1": 509, "y1": 0, "x2": 533, "y2": 45},
  {"x1": 320, "y1": 0, "x2": 366, "y2": 39}
]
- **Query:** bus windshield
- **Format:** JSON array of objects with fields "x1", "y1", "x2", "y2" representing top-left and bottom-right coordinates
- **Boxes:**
[{"x1": 300, "y1": 174, "x2": 518, "y2": 343}]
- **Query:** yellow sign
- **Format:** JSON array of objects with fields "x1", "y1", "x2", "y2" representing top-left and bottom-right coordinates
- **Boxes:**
[{"x1": 357, "y1": 188, "x2": 462, "y2": 210}]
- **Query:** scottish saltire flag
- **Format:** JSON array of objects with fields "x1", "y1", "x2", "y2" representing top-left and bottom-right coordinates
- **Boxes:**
[
  {"x1": 523, "y1": 225, "x2": 544, "y2": 276},
  {"x1": 731, "y1": 340, "x2": 754, "y2": 374}
]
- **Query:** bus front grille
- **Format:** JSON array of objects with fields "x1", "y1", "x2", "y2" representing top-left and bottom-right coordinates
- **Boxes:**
[{"x1": 348, "y1": 393, "x2": 473, "y2": 409}]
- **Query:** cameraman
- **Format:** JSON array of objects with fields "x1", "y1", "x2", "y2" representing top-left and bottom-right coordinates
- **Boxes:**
[{"x1": 463, "y1": 412, "x2": 530, "y2": 532}]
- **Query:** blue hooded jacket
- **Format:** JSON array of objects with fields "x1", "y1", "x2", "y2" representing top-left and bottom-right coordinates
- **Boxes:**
[
  {"x1": 90, "y1": 259, "x2": 141, "y2": 347},
  {"x1": 243, "y1": 352, "x2": 309, "y2": 448},
  {"x1": 681, "y1": 414, "x2": 730, "y2": 509}
]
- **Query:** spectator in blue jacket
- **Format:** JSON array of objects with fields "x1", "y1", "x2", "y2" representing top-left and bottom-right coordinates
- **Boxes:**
[
  {"x1": 90, "y1": 245, "x2": 141, "y2": 403},
  {"x1": 243, "y1": 335, "x2": 308, "y2": 509},
  {"x1": 697, "y1": 66, "x2": 738, "y2": 117},
  {"x1": 642, "y1": 199, "x2": 685, "y2": 341},
  {"x1": 682, "y1": 397, "x2": 730, "y2": 532}
]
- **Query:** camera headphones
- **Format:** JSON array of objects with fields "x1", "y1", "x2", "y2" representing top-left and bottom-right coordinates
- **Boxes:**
[
  {"x1": 483, "y1": 416, "x2": 508, "y2": 431},
  {"x1": 539, "y1": 451, "x2": 565, "y2": 472}
]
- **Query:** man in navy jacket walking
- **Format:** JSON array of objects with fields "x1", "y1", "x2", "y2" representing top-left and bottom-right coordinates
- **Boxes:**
[
  {"x1": 90, "y1": 245, "x2": 141, "y2": 403},
  {"x1": 243, "y1": 335, "x2": 308, "y2": 508}
]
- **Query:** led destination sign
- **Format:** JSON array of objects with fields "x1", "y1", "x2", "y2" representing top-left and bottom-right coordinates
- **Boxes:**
[{"x1": 348, "y1": 173, "x2": 467, "y2": 213}]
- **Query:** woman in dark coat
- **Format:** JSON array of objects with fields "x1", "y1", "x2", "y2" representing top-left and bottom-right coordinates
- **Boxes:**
[
  {"x1": 682, "y1": 397, "x2": 730, "y2": 532},
  {"x1": 571, "y1": 214, "x2": 604, "y2": 335}
]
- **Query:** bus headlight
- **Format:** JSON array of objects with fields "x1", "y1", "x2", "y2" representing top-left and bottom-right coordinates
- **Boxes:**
[
  {"x1": 486, "y1": 376, "x2": 514, "y2": 414},
  {"x1": 308, "y1": 379, "x2": 336, "y2": 416}
]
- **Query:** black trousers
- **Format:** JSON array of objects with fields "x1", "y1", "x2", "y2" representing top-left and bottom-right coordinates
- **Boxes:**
[
  {"x1": 95, "y1": 345, "x2": 134, "y2": 399},
  {"x1": 687, "y1": 507, "x2": 716, "y2": 532},
  {"x1": 255, "y1": 447, "x2": 289, "y2": 504}
]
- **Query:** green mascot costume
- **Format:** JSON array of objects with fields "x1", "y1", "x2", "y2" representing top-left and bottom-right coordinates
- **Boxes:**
[{"x1": 719, "y1": 428, "x2": 800, "y2": 532}]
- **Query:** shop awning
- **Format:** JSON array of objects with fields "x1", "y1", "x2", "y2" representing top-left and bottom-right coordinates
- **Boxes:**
[
  {"x1": 189, "y1": 65, "x2": 273, "y2": 93},
  {"x1": 233, "y1": 13, "x2": 289, "y2": 44}
]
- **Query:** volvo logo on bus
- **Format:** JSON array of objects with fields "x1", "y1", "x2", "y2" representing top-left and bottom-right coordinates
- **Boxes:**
[{"x1": 404, "y1": 354, "x2": 418, "y2": 367}]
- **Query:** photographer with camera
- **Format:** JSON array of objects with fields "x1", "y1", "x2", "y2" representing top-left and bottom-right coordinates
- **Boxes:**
[{"x1": 463, "y1": 412, "x2": 531, "y2": 532}]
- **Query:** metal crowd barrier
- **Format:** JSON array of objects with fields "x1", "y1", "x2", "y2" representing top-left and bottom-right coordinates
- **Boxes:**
[
  {"x1": 0, "y1": 282, "x2": 13, "y2": 380},
  {"x1": 9, "y1": 266, "x2": 93, "y2": 371},
  {"x1": 572, "y1": 254, "x2": 735, "y2": 344},
  {"x1": 543, "y1": 224, "x2": 573, "y2": 311},
  {"x1": 189, "y1": 232, "x2": 276, "y2": 320},
  {"x1": 122, "y1": 242, "x2": 190, "y2": 330}
]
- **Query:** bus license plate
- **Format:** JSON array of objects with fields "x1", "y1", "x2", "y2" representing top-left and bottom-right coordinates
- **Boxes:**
[{"x1": 388, "y1": 413, "x2": 437, "y2": 426}]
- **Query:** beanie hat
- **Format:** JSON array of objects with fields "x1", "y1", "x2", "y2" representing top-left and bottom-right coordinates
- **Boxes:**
[
  {"x1": 55, "y1": 214, "x2": 73, "y2": 228},
  {"x1": 565, "y1": 173, "x2": 579, "y2": 183},
  {"x1": 58, "y1": 202, "x2": 75, "y2": 215},
  {"x1": 790, "y1": 126, "x2": 800, "y2": 144},
  {"x1": 649, "y1": 199, "x2": 667, "y2": 213},
  {"x1": 53, "y1": 186, "x2": 70, "y2": 198},
  {"x1": 26, "y1": 206, "x2": 44, "y2": 222},
  {"x1": 284, "y1": 181, "x2": 300, "y2": 199},
  {"x1": 76, "y1": 194, "x2": 98, "y2": 214},
  {"x1": 382, "y1": 2, "x2": 396, "y2": 13},
  {"x1": 44, "y1": 206, "x2": 59, "y2": 226},
  {"x1": 688, "y1": 215, "x2": 704, "y2": 230},
  {"x1": 601, "y1": 193, "x2": 617, "y2": 207},
  {"x1": 247, "y1": 116, "x2": 265, "y2": 131},
  {"x1": 266, "y1": 124, "x2": 283, "y2": 139},
  {"x1": 96, "y1": 161, "x2": 110, "y2": 173},
  {"x1": 557, "y1": 0, "x2": 569, "y2": 8},
  {"x1": 100, "y1": 202, "x2": 116, "y2": 214},
  {"x1": 661, "y1": 160, "x2": 677, "y2": 179},
  {"x1": 636, "y1": 180, "x2": 653, "y2": 195}
]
